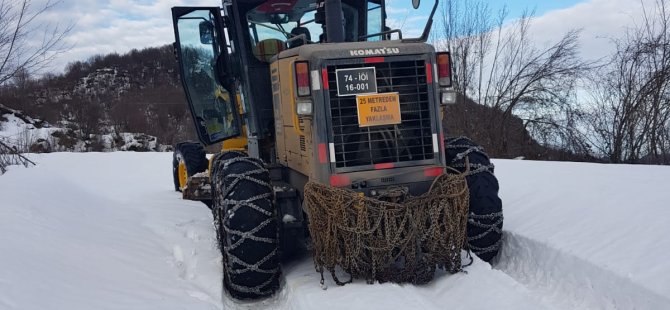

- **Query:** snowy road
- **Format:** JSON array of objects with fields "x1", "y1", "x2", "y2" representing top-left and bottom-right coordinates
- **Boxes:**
[{"x1": 1, "y1": 153, "x2": 668, "y2": 309}]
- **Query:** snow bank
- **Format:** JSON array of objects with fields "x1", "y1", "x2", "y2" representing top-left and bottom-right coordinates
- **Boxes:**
[{"x1": 494, "y1": 159, "x2": 670, "y2": 309}]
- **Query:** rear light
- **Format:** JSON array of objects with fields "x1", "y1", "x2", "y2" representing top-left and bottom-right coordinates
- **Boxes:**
[
  {"x1": 437, "y1": 52, "x2": 452, "y2": 87},
  {"x1": 441, "y1": 91, "x2": 456, "y2": 104},
  {"x1": 329, "y1": 174, "x2": 351, "y2": 187},
  {"x1": 295, "y1": 61, "x2": 310, "y2": 96},
  {"x1": 296, "y1": 100, "x2": 312, "y2": 115}
]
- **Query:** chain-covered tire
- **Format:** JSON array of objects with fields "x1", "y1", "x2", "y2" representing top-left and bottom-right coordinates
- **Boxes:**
[
  {"x1": 211, "y1": 151, "x2": 246, "y2": 252},
  {"x1": 172, "y1": 142, "x2": 208, "y2": 192},
  {"x1": 445, "y1": 136, "x2": 503, "y2": 262},
  {"x1": 211, "y1": 152, "x2": 280, "y2": 300}
]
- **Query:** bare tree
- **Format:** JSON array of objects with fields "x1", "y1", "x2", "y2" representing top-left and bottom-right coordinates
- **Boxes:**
[
  {"x1": 437, "y1": 0, "x2": 592, "y2": 155},
  {"x1": 586, "y1": 0, "x2": 670, "y2": 164},
  {"x1": 0, "y1": 138, "x2": 36, "y2": 174},
  {"x1": 0, "y1": 0, "x2": 72, "y2": 85}
]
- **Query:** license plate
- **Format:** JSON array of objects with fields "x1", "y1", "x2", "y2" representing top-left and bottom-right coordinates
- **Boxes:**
[
  {"x1": 356, "y1": 92, "x2": 402, "y2": 127},
  {"x1": 335, "y1": 67, "x2": 377, "y2": 96}
]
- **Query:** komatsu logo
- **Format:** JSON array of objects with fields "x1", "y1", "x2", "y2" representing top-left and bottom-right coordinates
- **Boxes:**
[{"x1": 349, "y1": 48, "x2": 400, "y2": 56}]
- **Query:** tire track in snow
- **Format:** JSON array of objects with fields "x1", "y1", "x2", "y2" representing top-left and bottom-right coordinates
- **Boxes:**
[
  {"x1": 495, "y1": 231, "x2": 670, "y2": 309},
  {"x1": 163, "y1": 217, "x2": 223, "y2": 309}
]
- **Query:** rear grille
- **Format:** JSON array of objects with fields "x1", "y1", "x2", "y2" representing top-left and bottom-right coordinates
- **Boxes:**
[{"x1": 326, "y1": 59, "x2": 434, "y2": 169}]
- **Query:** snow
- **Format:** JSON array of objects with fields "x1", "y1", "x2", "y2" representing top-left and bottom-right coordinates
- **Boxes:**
[
  {"x1": 495, "y1": 160, "x2": 670, "y2": 309},
  {"x1": 0, "y1": 113, "x2": 59, "y2": 146},
  {"x1": 282, "y1": 214, "x2": 297, "y2": 223},
  {"x1": 192, "y1": 171, "x2": 209, "y2": 178},
  {"x1": 1, "y1": 109, "x2": 163, "y2": 152},
  {"x1": 0, "y1": 153, "x2": 222, "y2": 310},
  {"x1": 1, "y1": 153, "x2": 669, "y2": 309}
]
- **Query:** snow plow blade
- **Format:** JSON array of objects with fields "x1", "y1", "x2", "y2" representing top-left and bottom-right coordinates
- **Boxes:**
[
  {"x1": 303, "y1": 172, "x2": 471, "y2": 286},
  {"x1": 182, "y1": 175, "x2": 212, "y2": 201}
]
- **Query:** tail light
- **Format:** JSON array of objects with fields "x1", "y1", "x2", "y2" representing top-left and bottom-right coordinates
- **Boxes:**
[
  {"x1": 295, "y1": 61, "x2": 310, "y2": 96},
  {"x1": 437, "y1": 52, "x2": 452, "y2": 87}
]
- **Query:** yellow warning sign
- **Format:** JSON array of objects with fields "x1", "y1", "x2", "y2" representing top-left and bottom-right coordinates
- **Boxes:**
[{"x1": 356, "y1": 92, "x2": 402, "y2": 127}]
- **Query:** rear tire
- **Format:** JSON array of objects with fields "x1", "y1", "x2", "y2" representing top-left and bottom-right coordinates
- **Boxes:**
[
  {"x1": 445, "y1": 136, "x2": 503, "y2": 262},
  {"x1": 211, "y1": 152, "x2": 280, "y2": 300},
  {"x1": 172, "y1": 142, "x2": 208, "y2": 192}
]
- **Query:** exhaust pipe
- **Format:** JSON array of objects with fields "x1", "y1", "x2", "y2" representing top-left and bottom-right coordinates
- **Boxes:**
[{"x1": 324, "y1": 0, "x2": 344, "y2": 43}]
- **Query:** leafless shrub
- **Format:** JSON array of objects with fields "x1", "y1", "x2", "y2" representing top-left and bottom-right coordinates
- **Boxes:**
[
  {"x1": 585, "y1": 0, "x2": 670, "y2": 164},
  {"x1": 14, "y1": 127, "x2": 36, "y2": 152},
  {"x1": 436, "y1": 0, "x2": 593, "y2": 156},
  {"x1": 0, "y1": 0, "x2": 72, "y2": 85},
  {"x1": 0, "y1": 138, "x2": 35, "y2": 174}
]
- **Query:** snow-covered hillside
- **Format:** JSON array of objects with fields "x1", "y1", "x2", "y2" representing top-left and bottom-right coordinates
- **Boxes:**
[
  {"x1": 0, "y1": 105, "x2": 165, "y2": 152},
  {"x1": 0, "y1": 153, "x2": 668, "y2": 309}
]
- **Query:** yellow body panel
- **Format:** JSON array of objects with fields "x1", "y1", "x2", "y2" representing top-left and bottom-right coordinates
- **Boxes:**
[
  {"x1": 272, "y1": 56, "x2": 312, "y2": 177},
  {"x1": 222, "y1": 137, "x2": 247, "y2": 150}
]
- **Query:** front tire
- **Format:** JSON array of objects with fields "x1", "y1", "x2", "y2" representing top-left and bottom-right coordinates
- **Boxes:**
[
  {"x1": 445, "y1": 136, "x2": 504, "y2": 262},
  {"x1": 211, "y1": 152, "x2": 280, "y2": 300}
]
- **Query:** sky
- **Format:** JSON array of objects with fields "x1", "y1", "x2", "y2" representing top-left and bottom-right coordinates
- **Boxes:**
[
  {"x1": 490, "y1": 0, "x2": 583, "y2": 17},
  {"x1": 23, "y1": 0, "x2": 655, "y2": 73}
]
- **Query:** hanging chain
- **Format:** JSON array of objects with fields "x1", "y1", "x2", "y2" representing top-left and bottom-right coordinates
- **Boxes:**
[{"x1": 304, "y1": 172, "x2": 470, "y2": 286}]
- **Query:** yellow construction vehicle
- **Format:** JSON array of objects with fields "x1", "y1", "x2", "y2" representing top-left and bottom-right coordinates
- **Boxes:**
[{"x1": 170, "y1": 0, "x2": 503, "y2": 300}]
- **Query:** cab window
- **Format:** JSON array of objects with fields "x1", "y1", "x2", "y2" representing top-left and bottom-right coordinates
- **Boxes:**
[
  {"x1": 367, "y1": 1, "x2": 383, "y2": 41},
  {"x1": 246, "y1": 1, "x2": 372, "y2": 62},
  {"x1": 174, "y1": 9, "x2": 241, "y2": 144}
]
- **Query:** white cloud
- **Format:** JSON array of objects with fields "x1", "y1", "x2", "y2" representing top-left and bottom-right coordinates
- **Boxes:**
[
  {"x1": 32, "y1": 0, "x2": 213, "y2": 73},
  {"x1": 523, "y1": 0, "x2": 654, "y2": 61},
  {"x1": 31, "y1": 0, "x2": 656, "y2": 74}
]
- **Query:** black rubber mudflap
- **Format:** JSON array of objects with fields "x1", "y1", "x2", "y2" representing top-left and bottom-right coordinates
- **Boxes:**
[
  {"x1": 211, "y1": 152, "x2": 280, "y2": 300},
  {"x1": 445, "y1": 137, "x2": 504, "y2": 262},
  {"x1": 172, "y1": 142, "x2": 208, "y2": 192}
]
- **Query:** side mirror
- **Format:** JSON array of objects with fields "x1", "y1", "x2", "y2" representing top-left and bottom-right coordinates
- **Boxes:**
[
  {"x1": 412, "y1": 0, "x2": 420, "y2": 9},
  {"x1": 199, "y1": 20, "x2": 214, "y2": 44}
]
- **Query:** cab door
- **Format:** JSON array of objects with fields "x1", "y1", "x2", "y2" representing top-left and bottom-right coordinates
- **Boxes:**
[{"x1": 172, "y1": 7, "x2": 241, "y2": 146}]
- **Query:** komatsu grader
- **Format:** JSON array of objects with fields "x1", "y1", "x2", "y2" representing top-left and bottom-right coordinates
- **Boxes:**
[{"x1": 170, "y1": 0, "x2": 503, "y2": 300}]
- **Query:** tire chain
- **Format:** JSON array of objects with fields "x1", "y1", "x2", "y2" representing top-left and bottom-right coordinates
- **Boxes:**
[
  {"x1": 212, "y1": 154, "x2": 279, "y2": 297},
  {"x1": 445, "y1": 136, "x2": 504, "y2": 258}
]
